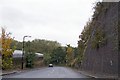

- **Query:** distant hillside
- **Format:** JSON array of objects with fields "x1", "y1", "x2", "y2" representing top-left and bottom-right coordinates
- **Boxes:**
[{"x1": 10, "y1": 39, "x2": 61, "y2": 54}]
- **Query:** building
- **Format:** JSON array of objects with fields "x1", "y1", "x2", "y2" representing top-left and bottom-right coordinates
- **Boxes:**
[
  {"x1": 12, "y1": 50, "x2": 44, "y2": 68},
  {"x1": 13, "y1": 50, "x2": 43, "y2": 58}
]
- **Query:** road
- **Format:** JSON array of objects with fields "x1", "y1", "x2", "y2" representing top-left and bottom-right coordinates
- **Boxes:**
[{"x1": 3, "y1": 67, "x2": 90, "y2": 78}]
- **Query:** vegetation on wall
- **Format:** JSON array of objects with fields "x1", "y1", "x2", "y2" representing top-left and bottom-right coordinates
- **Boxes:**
[
  {"x1": 72, "y1": 20, "x2": 93, "y2": 68},
  {"x1": 92, "y1": 2, "x2": 110, "y2": 20},
  {"x1": 73, "y1": 2, "x2": 110, "y2": 68},
  {"x1": 91, "y1": 28, "x2": 107, "y2": 50}
]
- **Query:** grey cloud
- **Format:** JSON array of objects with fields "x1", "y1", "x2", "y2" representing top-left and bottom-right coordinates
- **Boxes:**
[{"x1": 0, "y1": 0, "x2": 96, "y2": 47}]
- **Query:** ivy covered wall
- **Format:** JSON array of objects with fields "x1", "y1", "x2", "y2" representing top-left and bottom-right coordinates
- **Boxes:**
[{"x1": 81, "y1": 2, "x2": 118, "y2": 75}]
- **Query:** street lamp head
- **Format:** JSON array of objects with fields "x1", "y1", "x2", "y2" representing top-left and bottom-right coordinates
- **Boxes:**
[
  {"x1": 27, "y1": 36, "x2": 31, "y2": 37},
  {"x1": 24, "y1": 35, "x2": 31, "y2": 38}
]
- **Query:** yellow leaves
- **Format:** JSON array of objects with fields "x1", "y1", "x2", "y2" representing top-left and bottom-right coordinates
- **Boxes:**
[
  {"x1": 1, "y1": 28, "x2": 13, "y2": 56},
  {"x1": 70, "y1": 58, "x2": 77, "y2": 66},
  {"x1": 2, "y1": 57, "x2": 13, "y2": 69},
  {"x1": 66, "y1": 44, "x2": 74, "y2": 66},
  {"x1": 66, "y1": 47, "x2": 73, "y2": 54},
  {"x1": 1, "y1": 27, "x2": 13, "y2": 69}
]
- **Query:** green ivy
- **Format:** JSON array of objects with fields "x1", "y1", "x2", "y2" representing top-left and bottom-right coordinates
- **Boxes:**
[{"x1": 91, "y1": 28, "x2": 107, "y2": 50}]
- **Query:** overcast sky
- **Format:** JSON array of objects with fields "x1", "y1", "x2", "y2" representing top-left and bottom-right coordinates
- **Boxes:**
[{"x1": 0, "y1": 0, "x2": 101, "y2": 47}]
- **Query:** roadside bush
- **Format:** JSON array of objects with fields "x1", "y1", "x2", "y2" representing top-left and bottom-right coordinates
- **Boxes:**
[{"x1": 25, "y1": 52, "x2": 35, "y2": 68}]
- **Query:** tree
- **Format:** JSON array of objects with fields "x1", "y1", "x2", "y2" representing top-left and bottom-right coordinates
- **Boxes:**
[
  {"x1": 10, "y1": 39, "x2": 61, "y2": 54},
  {"x1": 66, "y1": 44, "x2": 74, "y2": 66},
  {"x1": 10, "y1": 40, "x2": 22, "y2": 50},
  {"x1": 43, "y1": 52, "x2": 51, "y2": 64},
  {"x1": 50, "y1": 47, "x2": 66, "y2": 65},
  {"x1": 10, "y1": 38, "x2": 61, "y2": 66},
  {"x1": 25, "y1": 52, "x2": 35, "y2": 68},
  {"x1": 75, "y1": 20, "x2": 92, "y2": 68},
  {"x1": 1, "y1": 28, "x2": 14, "y2": 70}
]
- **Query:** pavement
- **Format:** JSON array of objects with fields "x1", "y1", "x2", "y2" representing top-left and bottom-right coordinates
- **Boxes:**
[
  {"x1": 2, "y1": 71, "x2": 18, "y2": 76},
  {"x1": 2, "y1": 67, "x2": 46, "y2": 76},
  {"x1": 1, "y1": 67, "x2": 118, "y2": 79},
  {"x1": 77, "y1": 70, "x2": 118, "y2": 79}
]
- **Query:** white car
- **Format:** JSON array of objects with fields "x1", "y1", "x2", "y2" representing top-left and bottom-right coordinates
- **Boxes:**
[{"x1": 49, "y1": 64, "x2": 53, "y2": 67}]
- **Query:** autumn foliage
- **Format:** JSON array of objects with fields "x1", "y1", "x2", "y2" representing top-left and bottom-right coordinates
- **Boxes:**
[
  {"x1": 1, "y1": 28, "x2": 14, "y2": 70},
  {"x1": 66, "y1": 44, "x2": 74, "y2": 66}
]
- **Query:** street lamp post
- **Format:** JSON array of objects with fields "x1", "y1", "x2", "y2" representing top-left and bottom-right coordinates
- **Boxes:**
[{"x1": 21, "y1": 36, "x2": 31, "y2": 69}]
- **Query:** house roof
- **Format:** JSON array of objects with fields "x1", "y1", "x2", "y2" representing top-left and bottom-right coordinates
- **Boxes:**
[
  {"x1": 13, "y1": 50, "x2": 43, "y2": 58},
  {"x1": 13, "y1": 50, "x2": 22, "y2": 58}
]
